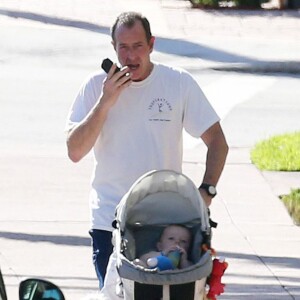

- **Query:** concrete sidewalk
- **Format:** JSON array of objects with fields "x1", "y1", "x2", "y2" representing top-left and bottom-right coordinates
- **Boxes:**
[{"x1": 0, "y1": 0, "x2": 299, "y2": 299}]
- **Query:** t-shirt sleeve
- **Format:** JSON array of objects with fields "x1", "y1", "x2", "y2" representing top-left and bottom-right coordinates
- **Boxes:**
[
  {"x1": 65, "y1": 72, "x2": 104, "y2": 133},
  {"x1": 182, "y1": 73, "x2": 220, "y2": 138}
]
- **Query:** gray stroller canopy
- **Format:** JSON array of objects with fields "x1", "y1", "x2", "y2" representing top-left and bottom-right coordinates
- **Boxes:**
[{"x1": 115, "y1": 169, "x2": 210, "y2": 233}]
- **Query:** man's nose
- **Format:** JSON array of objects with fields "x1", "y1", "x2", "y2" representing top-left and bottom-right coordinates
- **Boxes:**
[{"x1": 127, "y1": 47, "x2": 137, "y2": 60}]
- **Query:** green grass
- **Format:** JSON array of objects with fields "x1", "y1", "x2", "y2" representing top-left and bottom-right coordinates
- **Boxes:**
[
  {"x1": 251, "y1": 132, "x2": 300, "y2": 225},
  {"x1": 250, "y1": 132, "x2": 300, "y2": 171},
  {"x1": 280, "y1": 189, "x2": 300, "y2": 225}
]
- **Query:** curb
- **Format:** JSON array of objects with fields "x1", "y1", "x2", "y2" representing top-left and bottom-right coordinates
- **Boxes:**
[{"x1": 210, "y1": 61, "x2": 300, "y2": 74}]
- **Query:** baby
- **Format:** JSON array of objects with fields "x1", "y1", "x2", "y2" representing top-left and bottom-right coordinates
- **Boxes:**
[{"x1": 134, "y1": 224, "x2": 193, "y2": 270}]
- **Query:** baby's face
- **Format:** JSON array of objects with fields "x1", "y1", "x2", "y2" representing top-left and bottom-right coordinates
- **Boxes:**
[{"x1": 157, "y1": 225, "x2": 191, "y2": 252}]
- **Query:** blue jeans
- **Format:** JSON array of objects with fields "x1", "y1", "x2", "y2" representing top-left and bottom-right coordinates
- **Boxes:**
[{"x1": 89, "y1": 229, "x2": 113, "y2": 289}]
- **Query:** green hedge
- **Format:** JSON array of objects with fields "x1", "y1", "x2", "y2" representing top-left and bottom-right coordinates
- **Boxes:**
[
  {"x1": 190, "y1": 0, "x2": 262, "y2": 8},
  {"x1": 234, "y1": 0, "x2": 261, "y2": 7}
]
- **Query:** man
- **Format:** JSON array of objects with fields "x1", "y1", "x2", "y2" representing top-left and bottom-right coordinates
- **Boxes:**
[{"x1": 65, "y1": 11, "x2": 228, "y2": 288}]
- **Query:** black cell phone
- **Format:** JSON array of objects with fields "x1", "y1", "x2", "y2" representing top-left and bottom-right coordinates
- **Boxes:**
[{"x1": 101, "y1": 58, "x2": 120, "y2": 74}]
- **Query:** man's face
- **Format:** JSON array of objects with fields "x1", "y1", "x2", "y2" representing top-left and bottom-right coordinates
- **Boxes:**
[{"x1": 113, "y1": 20, "x2": 155, "y2": 82}]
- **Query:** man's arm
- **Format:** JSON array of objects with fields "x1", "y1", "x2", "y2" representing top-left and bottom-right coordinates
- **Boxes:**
[
  {"x1": 66, "y1": 65, "x2": 131, "y2": 162},
  {"x1": 199, "y1": 122, "x2": 228, "y2": 207}
]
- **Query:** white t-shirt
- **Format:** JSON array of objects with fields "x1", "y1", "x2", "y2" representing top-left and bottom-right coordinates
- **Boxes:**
[{"x1": 66, "y1": 63, "x2": 220, "y2": 231}]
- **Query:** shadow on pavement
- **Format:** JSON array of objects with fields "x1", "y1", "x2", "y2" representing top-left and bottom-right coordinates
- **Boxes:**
[
  {"x1": 1, "y1": 230, "x2": 299, "y2": 275},
  {"x1": 0, "y1": 9, "x2": 109, "y2": 34},
  {"x1": 0, "y1": 231, "x2": 90, "y2": 246},
  {"x1": 219, "y1": 250, "x2": 300, "y2": 276},
  {"x1": 217, "y1": 250, "x2": 299, "y2": 298},
  {"x1": 220, "y1": 285, "x2": 296, "y2": 299},
  {"x1": 2, "y1": 272, "x2": 96, "y2": 282},
  {"x1": 202, "y1": 7, "x2": 300, "y2": 18},
  {"x1": 0, "y1": 8, "x2": 259, "y2": 64},
  {"x1": 154, "y1": 36, "x2": 256, "y2": 63},
  {"x1": 1, "y1": 8, "x2": 299, "y2": 76}
]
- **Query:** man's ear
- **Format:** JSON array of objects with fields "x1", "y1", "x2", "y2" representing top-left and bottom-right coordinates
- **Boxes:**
[
  {"x1": 111, "y1": 40, "x2": 116, "y2": 51},
  {"x1": 149, "y1": 36, "x2": 155, "y2": 53}
]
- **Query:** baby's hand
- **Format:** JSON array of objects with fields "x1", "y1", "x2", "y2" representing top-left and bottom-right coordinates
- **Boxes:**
[
  {"x1": 175, "y1": 247, "x2": 186, "y2": 259},
  {"x1": 178, "y1": 248, "x2": 192, "y2": 268}
]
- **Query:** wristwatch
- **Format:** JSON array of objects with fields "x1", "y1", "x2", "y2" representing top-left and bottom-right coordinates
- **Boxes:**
[{"x1": 199, "y1": 183, "x2": 217, "y2": 198}]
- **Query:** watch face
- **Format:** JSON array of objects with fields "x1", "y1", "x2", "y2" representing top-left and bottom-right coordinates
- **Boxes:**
[
  {"x1": 208, "y1": 186, "x2": 217, "y2": 195},
  {"x1": 200, "y1": 183, "x2": 217, "y2": 197}
]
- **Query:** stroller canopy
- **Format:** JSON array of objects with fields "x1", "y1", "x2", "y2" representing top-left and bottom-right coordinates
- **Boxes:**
[{"x1": 115, "y1": 170, "x2": 210, "y2": 233}]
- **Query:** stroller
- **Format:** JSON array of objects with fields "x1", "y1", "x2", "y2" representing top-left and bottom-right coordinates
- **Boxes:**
[{"x1": 112, "y1": 170, "x2": 214, "y2": 300}]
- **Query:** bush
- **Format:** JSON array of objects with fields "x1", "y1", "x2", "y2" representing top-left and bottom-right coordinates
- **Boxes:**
[
  {"x1": 280, "y1": 189, "x2": 300, "y2": 225},
  {"x1": 189, "y1": 0, "x2": 262, "y2": 7},
  {"x1": 234, "y1": 0, "x2": 261, "y2": 7},
  {"x1": 189, "y1": 0, "x2": 219, "y2": 7}
]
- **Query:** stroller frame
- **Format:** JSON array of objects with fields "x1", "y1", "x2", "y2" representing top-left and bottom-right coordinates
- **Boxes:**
[{"x1": 113, "y1": 170, "x2": 213, "y2": 300}]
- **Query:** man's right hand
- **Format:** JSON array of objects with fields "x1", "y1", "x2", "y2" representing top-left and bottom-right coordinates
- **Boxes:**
[{"x1": 101, "y1": 64, "x2": 132, "y2": 108}]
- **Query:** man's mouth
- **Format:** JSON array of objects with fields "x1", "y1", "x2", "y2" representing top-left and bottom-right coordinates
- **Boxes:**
[{"x1": 128, "y1": 64, "x2": 139, "y2": 71}]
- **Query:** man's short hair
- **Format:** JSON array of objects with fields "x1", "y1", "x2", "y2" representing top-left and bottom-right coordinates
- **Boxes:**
[{"x1": 111, "y1": 11, "x2": 152, "y2": 43}]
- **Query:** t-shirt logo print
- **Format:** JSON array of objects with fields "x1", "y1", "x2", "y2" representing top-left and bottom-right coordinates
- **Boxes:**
[{"x1": 148, "y1": 98, "x2": 172, "y2": 122}]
